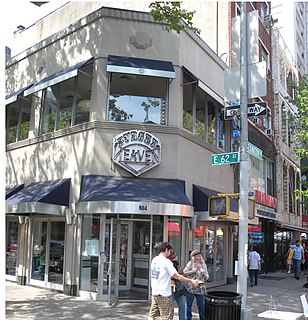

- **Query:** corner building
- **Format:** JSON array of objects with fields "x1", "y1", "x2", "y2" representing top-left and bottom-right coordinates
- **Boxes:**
[{"x1": 6, "y1": 4, "x2": 238, "y2": 303}]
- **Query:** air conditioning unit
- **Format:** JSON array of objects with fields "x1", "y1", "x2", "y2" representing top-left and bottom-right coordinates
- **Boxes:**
[
  {"x1": 263, "y1": 14, "x2": 273, "y2": 28},
  {"x1": 266, "y1": 129, "x2": 273, "y2": 136},
  {"x1": 253, "y1": 118, "x2": 262, "y2": 126}
]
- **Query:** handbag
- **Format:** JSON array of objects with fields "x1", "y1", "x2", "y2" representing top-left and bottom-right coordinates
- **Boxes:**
[
  {"x1": 288, "y1": 249, "x2": 294, "y2": 260},
  {"x1": 174, "y1": 279, "x2": 187, "y2": 297}
]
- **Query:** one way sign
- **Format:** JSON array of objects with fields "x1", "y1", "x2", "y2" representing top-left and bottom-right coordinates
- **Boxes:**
[{"x1": 224, "y1": 101, "x2": 267, "y2": 119}]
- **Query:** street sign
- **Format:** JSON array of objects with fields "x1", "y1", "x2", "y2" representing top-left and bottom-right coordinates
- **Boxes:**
[
  {"x1": 212, "y1": 152, "x2": 240, "y2": 165},
  {"x1": 224, "y1": 101, "x2": 267, "y2": 119},
  {"x1": 247, "y1": 142, "x2": 262, "y2": 160}
]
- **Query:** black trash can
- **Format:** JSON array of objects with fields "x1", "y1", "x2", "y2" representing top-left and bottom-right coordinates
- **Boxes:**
[{"x1": 205, "y1": 291, "x2": 242, "y2": 320}]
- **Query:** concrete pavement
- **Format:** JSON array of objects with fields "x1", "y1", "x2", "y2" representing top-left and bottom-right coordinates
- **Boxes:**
[{"x1": 5, "y1": 272, "x2": 308, "y2": 319}]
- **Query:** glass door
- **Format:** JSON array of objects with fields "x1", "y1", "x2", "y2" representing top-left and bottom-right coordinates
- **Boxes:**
[
  {"x1": 105, "y1": 218, "x2": 121, "y2": 305},
  {"x1": 30, "y1": 219, "x2": 65, "y2": 289}
]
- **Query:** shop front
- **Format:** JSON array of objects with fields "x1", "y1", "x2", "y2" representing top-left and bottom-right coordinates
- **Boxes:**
[{"x1": 75, "y1": 175, "x2": 193, "y2": 304}]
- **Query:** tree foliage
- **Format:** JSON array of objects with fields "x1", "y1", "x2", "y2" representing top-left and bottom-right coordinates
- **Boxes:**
[
  {"x1": 290, "y1": 74, "x2": 308, "y2": 159},
  {"x1": 149, "y1": 2, "x2": 200, "y2": 35},
  {"x1": 290, "y1": 75, "x2": 308, "y2": 202}
]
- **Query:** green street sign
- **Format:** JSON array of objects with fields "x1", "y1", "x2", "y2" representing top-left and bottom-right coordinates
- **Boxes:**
[
  {"x1": 212, "y1": 152, "x2": 240, "y2": 165},
  {"x1": 247, "y1": 142, "x2": 262, "y2": 160}
]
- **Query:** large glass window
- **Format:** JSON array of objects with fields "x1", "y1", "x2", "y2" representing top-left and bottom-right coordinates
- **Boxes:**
[
  {"x1": 6, "y1": 95, "x2": 32, "y2": 144},
  {"x1": 207, "y1": 102, "x2": 216, "y2": 145},
  {"x1": 80, "y1": 214, "x2": 100, "y2": 292},
  {"x1": 40, "y1": 63, "x2": 93, "y2": 134},
  {"x1": 168, "y1": 217, "x2": 182, "y2": 262},
  {"x1": 6, "y1": 219, "x2": 19, "y2": 276},
  {"x1": 108, "y1": 73, "x2": 167, "y2": 125}
]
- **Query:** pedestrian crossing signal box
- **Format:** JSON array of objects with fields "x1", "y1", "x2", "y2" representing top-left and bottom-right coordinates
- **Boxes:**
[{"x1": 208, "y1": 196, "x2": 230, "y2": 216}]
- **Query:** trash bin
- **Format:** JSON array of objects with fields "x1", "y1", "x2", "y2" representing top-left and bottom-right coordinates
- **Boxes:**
[{"x1": 205, "y1": 291, "x2": 242, "y2": 320}]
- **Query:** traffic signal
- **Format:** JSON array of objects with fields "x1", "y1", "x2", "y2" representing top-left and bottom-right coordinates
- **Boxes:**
[{"x1": 208, "y1": 196, "x2": 230, "y2": 216}]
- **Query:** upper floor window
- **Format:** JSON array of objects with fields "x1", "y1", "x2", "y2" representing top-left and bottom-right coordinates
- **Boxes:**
[
  {"x1": 260, "y1": 2, "x2": 268, "y2": 18},
  {"x1": 261, "y1": 45, "x2": 270, "y2": 72},
  {"x1": 182, "y1": 67, "x2": 226, "y2": 150},
  {"x1": 108, "y1": 74, "x2": 167, "y2": 125},
  {"x1": 40, "y1": 62, "x2": 93, "y2": 134},
  {"x1": 6, "y1": 94, "x2": 32, "y2": 144},
  {"x1": 106, "y1": 55, "x2": 175, "y2": 125}
]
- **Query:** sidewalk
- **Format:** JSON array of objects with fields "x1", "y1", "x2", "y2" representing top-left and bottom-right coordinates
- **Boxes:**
[{"x1": 5, "y1": 272, "x2": 308, "y2": 319}]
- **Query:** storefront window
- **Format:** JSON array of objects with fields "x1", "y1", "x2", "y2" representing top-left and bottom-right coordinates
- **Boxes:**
[
  {"x1": 31, "y1": 221, "x2": 47, "y2": 281},
  {"x1": 6, "y1": 219, "x2": 19, "y2": 276},
  {"x1": 152, "y1": 216, "x2": 163, "y2": 256},
  {"x1": 168, "y1": 217, "x2": 182, "y2": 262},
  {"x1": 80, "y1": 214, "x2": 100, "y2": 292}
]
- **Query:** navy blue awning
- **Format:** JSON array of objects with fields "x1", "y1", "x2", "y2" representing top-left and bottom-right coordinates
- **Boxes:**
[
  {"x1": 193, "y1": 185, "x2": 238, "y2": 212},
  {"x1": 24, "y1": 58, "x2": 93, "y2": 96},
  {"x1": 76, "y1": 175, "x2": 192, "y2": 216},
  {"x1": 182, "y1": 66, "x2": 224, "y2": 105},
  {"x1": 6, "y1": 178, "x2": 71, "y2": 215},
  {"x1": 6, "y1": 184, "x2": 24, "y2": 200},
  {"x1": 5, "y1": 85, "x2": 33, "y2": 105},
  {"x1": 107, "y1": 55, "x2": 175, "y2": 78}
]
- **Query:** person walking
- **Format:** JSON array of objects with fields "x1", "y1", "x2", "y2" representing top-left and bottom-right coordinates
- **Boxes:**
[
  {"x1": 248, "y1": 245, "x2": 261, "y2": 287},
  {"x1": 183, "y1": 250, "x2": 209, "y2": 320},
  {"x1": 291, "y1": 240, "x2": 305, "y2": 280},
  {"x1": 148, "y1": 242, "x2": 200, "y2": 320},
  {"x1": 286, "y1": 240, "x2": 293, "y2": 274},
  {"x1": 170, "y1": 252, "x2": 187, "y2": 320}
]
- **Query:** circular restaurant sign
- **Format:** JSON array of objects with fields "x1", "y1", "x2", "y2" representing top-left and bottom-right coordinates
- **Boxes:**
[{"x1": 112, "y1": 130, "x2": 161, "y2": 176}]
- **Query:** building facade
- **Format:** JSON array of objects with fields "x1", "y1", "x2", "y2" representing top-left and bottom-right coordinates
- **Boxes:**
[{"x1": 5, "y1": 4, "x2": 240, "y2": 303}]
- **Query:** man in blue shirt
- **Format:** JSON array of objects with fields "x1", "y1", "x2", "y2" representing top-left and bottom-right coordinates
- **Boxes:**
[{"x1": 291, "y1": 240, "x2": 305, "y2": 280}]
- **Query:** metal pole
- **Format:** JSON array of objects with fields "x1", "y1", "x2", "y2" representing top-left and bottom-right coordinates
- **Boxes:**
[{"x1": 237, "y1": 2, "x2": 250, "y2": 318}]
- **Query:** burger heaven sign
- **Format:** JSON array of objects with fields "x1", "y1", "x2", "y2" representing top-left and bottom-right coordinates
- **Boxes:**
[{"x1": 112, "y1": 130, "x2": 161, "y2": 176}]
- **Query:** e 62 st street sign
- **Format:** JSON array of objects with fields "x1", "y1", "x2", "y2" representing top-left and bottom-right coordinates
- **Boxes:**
[
  {"x1": 224, "y1": 101, "x2": 267, "y2": 119},
  {"x1": 212, "y1": 152, "x2": 240, "y2": 165}
]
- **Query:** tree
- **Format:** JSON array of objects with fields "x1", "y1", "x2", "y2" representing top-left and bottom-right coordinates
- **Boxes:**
[
  {"x1": 290, "y1": 74, "x2": 308, "y2": 203},
  {"x1": 149, "y1": 2, "x2": 200, "y2": 34}
]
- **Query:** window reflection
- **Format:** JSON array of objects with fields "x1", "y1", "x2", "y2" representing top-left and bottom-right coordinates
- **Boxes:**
[
  {"x1": 108, "y1": 73, "x2": 167, "y2": 125},
  {"x1": 168, "y1": 217, "x2": 181, "y2": 262},
  {"x1": 6, "y1": 219, "x2": 19, "y2": 276}
]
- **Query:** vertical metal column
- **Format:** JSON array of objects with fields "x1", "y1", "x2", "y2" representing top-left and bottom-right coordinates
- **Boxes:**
[{"x1": 237, "y1": 2, "x2": 250, "y2": 318}]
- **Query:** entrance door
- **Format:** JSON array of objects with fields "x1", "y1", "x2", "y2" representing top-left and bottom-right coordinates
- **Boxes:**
[
  {"x1": 99, "y1": 217, "x2": 151, "y2": 302},
  {"x1": 30, "y1": 219, "x2": 65, "y2": 290}
]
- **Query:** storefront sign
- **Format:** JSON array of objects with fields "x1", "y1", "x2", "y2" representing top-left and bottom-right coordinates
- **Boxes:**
[
  {"x1": 255, "y1": 204, "x2": 277, "y2": 220},
  {"x1": 255, "y1": 190, "x2": 277, "y2": 209},
  {"x1": 112, "y1": 130, "x2": 161, "y2": 176}
]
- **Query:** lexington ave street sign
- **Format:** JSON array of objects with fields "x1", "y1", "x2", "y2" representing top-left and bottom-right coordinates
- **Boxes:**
[{"x1": 224, "y1": 101, "x2": 267, "y2": 119}]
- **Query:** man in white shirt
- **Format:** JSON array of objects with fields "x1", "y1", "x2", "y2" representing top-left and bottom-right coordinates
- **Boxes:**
[
  {"x1": 248, "y1": 245, "x2": 261, "y2": 287},
  {"x1": 149, "y1": 242, "x2": 200, "y2": 320}
]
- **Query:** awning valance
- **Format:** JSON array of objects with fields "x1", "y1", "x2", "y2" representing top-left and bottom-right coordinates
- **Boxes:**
[
  {"x1": 6, "y1": 184, "x2": 24, "y2": 200},
  {"x1": 76, "y1": 175, "x2": 192, "y2": 216},
  {"x1": 6, "y1": 178, "x2": 71, "y2": 215},
  {"x1": 193, "y1": 184, "x2": 238, "y2": 212},
  {"x1": 5, "y1": 85, "x2": 33, "y2": 105},
  {"x1": 107, "y1": 55, "x2": 175, "y2": 78},
  {"x1": 183, "y1": 66, "x2": 224, "y2": 105},
  {"x1": 23, "y1": 58, "x2": 93, "y2": 96}
]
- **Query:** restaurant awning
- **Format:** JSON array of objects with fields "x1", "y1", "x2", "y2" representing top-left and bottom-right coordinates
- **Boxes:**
[
  {"x1": 107, "y1": 55, "x2": 175, "y2": 78},
  {"x1": 76, "y1": 175, "x2": 193, "y2": 217},
  {"x1": 6, "y1": 178, "x2": 71, "y2": 215},
  {"x1": 193, "y1": 184, "x2": 239, "y2": 212},
  {"x1": 23, "y1": 58, "x2": 93, "y2": 96},
  {"x1": 182, "y1": 66, "x2": 224, "y2": 105},
  {"x1": 6, "y1": 184, "x2": 24, "y2": 200},
  {"x1": 5, "y1": 85, "x2": 33, "y2": 105}
]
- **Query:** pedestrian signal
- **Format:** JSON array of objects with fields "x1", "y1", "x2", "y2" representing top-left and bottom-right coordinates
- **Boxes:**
[{"x1": 208, "y1": 196, "x2": 230, "y2": 216}]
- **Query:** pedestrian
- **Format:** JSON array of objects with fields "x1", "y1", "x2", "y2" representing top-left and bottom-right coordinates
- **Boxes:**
[
  {"x1": 291, "y1": 240, "x2": 305, "y2": 280},
  {"x1": 248, "y1": 245, "x2": 261, "y2": 287},
  {"x1": 148, "y1": 242, "x2": 200, "y2": 320},
  {"x1": 183, "y1": 250, "x2": 209, "y2": 320},
  {"x1": 286, "y1": 240, "x2": 293, "y2": 274},
  {"x1": 301, "y1": 243, "x2": 307, "y2": 275},
  {"x1": 304, "y1": 243, "x2": 308, "y2": 275},
  {"x1": 169, "y1": 252, "x2": 187, "y2": 320}
]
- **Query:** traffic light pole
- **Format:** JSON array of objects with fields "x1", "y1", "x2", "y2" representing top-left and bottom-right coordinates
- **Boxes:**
[{"x1": 237, "y1": 2, "x2": 251, "y2": 319}]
